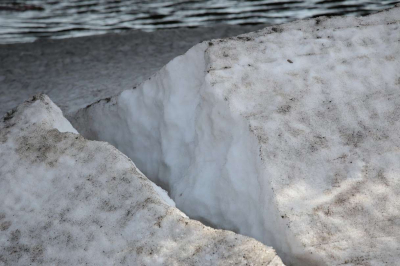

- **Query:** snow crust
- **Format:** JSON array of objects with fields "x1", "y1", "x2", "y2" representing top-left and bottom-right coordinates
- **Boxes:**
[
  {"x1": 0, "y1": 94, "x2": 283, "y2": 265},
  {"x1": 72, "y1": 6, "x2": 400, "y2": 265}
]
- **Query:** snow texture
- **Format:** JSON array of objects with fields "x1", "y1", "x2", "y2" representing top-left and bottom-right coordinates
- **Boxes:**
[
  {"x1": 0, "y1": 94, "x2": 283, "y2": 266},
  {"x1": 72, "y1": 5, "x2": 400, "y2": 266}
]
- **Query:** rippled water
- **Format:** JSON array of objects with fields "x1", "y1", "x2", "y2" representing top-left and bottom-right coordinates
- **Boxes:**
[{"x1": 0, "y1": 0, "x2": 399, "y2": 44}]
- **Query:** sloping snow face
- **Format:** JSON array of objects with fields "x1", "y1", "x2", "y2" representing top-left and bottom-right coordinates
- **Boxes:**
[
  {"x1": 71, "y1": 6, "x2": 400, "y2": 266},
  {"x1": 0, "y1": 94, "x2": 283, "y2": 266}
]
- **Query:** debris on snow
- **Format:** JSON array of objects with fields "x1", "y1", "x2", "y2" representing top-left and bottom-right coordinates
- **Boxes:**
[{"x1": 0, "y1": 94, "x2": 283, "y2": 266}]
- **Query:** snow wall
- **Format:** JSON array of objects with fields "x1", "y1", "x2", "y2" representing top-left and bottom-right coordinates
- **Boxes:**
[
  {"x1": 71, "y1": 5, "x2": 400, "y2": 266},
  {"x1": 72, "y1": 42, "x2": 313, "y2": 265},
  {"x1": 0, "y1": 94, "x2": 284, "y2": 265}
]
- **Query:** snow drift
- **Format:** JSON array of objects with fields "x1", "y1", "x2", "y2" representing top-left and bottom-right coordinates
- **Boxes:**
[
  {"x1": 71, "y1": 6, "x2": 400, "y2": 266},
  {"x1": 0, "y1": 94, "x2": 283, "y2": 265}
]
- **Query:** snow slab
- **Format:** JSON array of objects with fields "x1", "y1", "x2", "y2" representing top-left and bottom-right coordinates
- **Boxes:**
[
  {"x1": 71, "y1": 5, "x2": 400, "y2": 266},
  {"x1": 0, "y1": 94, "x2": 283, "y2": 266}
]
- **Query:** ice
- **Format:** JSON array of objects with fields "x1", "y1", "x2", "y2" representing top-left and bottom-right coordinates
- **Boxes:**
[
  {"x1": 71, "y1": 5, "x2": 400, "y2": 265},
  {"x1": 0, "y1": 94, "x2": 283, "y2": 265}
]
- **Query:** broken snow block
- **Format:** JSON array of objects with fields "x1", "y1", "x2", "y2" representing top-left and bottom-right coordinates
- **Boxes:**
[
  {"x1": 71, "y1": 6, "x2": 400, "y2": 265},
  {"x1": 0, "y1": 94, "x2": 283, "y2": 266}
]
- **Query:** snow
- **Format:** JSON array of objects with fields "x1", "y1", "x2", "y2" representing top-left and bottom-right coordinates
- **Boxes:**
[
  {"x1": 71, "y1": 5, "x2": 400, "y2": 265},
  {"x1": 150, "y1": 182, "x2": 176, "y2": 207},
  {"x1": 0, "y1": 94, "x2": 283, "y2": 265}
]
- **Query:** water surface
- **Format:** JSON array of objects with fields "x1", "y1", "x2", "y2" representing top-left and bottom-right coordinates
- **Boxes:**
[{"x1": 0, "y1": 0, "x2": 399, "y2": 44}]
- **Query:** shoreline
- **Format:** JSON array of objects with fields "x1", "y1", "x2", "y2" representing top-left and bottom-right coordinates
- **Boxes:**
[{"x1": 0, "y1": 25, "x2": 263, "y2": 116}]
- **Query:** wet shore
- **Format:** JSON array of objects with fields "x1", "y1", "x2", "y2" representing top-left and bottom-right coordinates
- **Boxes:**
[{"x1": 0, "y1": 25, "x2": 263, "y2": 116}]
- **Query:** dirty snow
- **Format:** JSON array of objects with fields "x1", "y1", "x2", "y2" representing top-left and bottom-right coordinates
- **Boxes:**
[
  {"x1": 72, "y1": 5, "x2": 400, "y2": 265},
  {"x1": 0, "y1": 94, "x2": 283, "y2": 266}
]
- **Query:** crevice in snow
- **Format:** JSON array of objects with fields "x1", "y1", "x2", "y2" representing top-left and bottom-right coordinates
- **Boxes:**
[
  {"x1": 69, "y1": 42, "x2": 321, "y2": 265},
  {"x1": 1, "y1": 94, "x2": 284, "y2": 265}
]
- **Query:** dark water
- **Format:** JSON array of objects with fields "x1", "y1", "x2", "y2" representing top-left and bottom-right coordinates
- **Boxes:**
[{"x1": 0, "y1": 0, "x2": 399, "y2": 44}]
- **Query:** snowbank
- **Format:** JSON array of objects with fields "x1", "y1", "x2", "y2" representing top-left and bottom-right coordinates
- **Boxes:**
[
  {"x1": 71, "y1": 5, "x2": 400, "y2": 265},
  {"x1": 0, "y1": 94, "x2": 283, "y2": 265}
]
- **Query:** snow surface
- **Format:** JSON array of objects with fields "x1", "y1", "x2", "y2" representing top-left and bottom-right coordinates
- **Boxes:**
[
  {"x1": 72, "y1": 5, "x2": 400, "y2": 266},
  {"x1": 0, "y1": 94, "x2": 283, "y2": 265}
]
